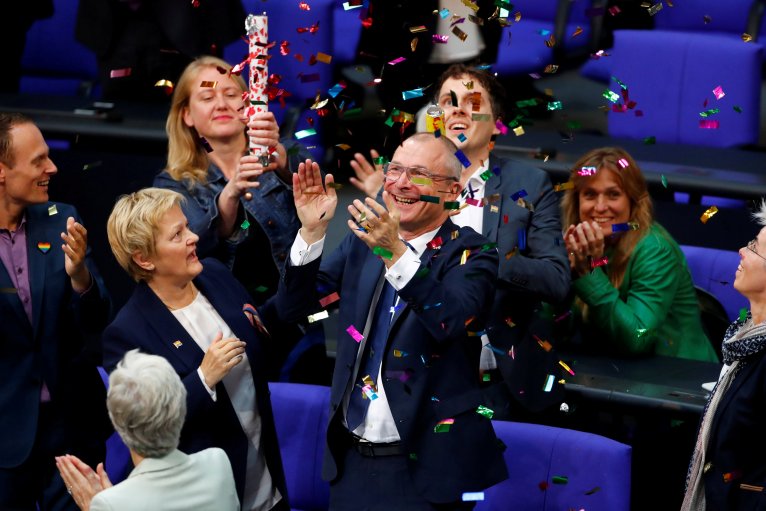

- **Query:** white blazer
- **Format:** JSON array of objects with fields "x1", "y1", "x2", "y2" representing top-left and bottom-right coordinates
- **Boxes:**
[{"x1": 90, "y1": 448, "x2": 239, "y2": 511}]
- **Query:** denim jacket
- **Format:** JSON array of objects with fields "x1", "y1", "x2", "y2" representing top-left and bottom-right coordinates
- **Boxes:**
[{"x1": 153, "y1": 139, "x2": 313, "y2": 270}]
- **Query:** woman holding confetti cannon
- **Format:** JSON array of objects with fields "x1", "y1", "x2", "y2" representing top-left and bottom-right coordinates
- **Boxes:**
[
  {"x1": 682, "y1": 199, "x2": 766, "y2": 509},
  {"x1": 153, "y1": 56, "x2": 328, "y2": 382},
  {"x1": 558, "y1": 147, "x2": 718, "y2": 362}
]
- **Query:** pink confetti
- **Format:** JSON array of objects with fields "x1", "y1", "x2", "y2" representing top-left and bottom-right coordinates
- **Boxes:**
[
  {"x1": 432, "y1": 34, "x2": 449, "y2": 44},
  {"x1": 495, "y1": 120, "x2": 508, "y2": 135},
  {"x1": 465, "y1": 197, "x2": 482, "y2": 207},
  {"x1": 388, "y1": 57, "x2": 406, "y2": 65},
  {"x1": 699, "y1": 120, "x2": 720, "y2": 129},
  {"x1": 319, "y1": 292, "x2": 340, "y2": 308},
  {"x1": 618, "y1": 158, "x2": 629, "y2": 168},
  {"x1": 346, "y1": 325, "x2": 364, "y2": 342},
  {"x1": 713, "y1": 86, "x2": 725, "y2": 100}
]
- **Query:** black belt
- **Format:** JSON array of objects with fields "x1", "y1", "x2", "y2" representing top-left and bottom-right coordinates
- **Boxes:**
[{"x1": 347, "y1": 432, "x2": 403, "y2": 457}]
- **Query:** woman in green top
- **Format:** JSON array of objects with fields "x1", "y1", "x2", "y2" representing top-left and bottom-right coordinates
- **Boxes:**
[{"x1": 560, "y1": 147, "x2": 718, "y2": 362}]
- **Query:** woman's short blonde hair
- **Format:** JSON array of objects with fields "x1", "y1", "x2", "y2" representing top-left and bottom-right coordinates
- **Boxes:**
[{"x1": 107, "y1": 188, "x2": 184, "y2": 282}]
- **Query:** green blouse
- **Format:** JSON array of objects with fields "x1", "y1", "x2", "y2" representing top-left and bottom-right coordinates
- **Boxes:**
[{"x1": 572, "y1": 223, "x2": 718, "y2": 362}]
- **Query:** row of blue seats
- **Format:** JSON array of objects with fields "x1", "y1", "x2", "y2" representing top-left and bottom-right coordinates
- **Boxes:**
[{"x1": 102, "y1": 380, "x2": 632, "y2": 511}]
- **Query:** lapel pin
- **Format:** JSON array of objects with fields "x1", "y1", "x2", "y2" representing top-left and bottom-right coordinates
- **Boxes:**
[
  {"x1": 172, "y1": 340, "x2": 183, "y2": 349},
  {"x1": 47, "y1": 204, "x2": 58, "y2": 216},
  {"x1": 37, "y1": 242, "x2": 51, "y2": 254}
]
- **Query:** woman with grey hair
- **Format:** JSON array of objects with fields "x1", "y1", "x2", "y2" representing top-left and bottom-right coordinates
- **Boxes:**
[
  {"x1": 55, "y1": 350, "x2": 239, "y2": 510},
  {"x1": 681, "y1": 200, "x2": 766, "y2": 510}
]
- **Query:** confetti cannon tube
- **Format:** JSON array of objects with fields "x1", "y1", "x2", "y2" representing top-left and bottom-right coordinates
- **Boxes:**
[{"x1": 245, "y1": 14, "x2": 270, "y2": 167}]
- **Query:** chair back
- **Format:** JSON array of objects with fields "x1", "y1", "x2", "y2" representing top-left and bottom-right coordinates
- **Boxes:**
[
  {"x1": 680, "y1": 245, "x2": 748, "y2": 322},
  {"x1": 477, "y1": 421, "x2": 632, "y2": 511},
  {"x1": 268, "y1": 382, "x2": 331, "y2": 511}
]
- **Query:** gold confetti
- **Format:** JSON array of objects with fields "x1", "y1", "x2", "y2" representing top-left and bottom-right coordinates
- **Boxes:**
[
  {"x1": 554, "y1": 181, "x2": 574, "y2": 192},
  {"x1": 513, "y1": 126, "x2": 525, "y2": 136},
  {"x1": 411, "y1": 37, "x2": 419, "y2": 52},
  {"x1": 410, "y1": 25, "x2": 427, "y2": 33},
  {"x1": 200, "y1": 80, "x2": 217, "y2": 88},
  {"x1": 571, "y1": 26, "x2": 583, "y2": 37},
  {"x1": 742, "y1": 33, "x2": 754, "y2": 42},
  {"x1": 543, "y1": 65, "x2": 559, "y2": 74},
  {"x1": 452, "y1": 26, "x2": 468, "y2": 42},
  {"x1": 315, "y1": 52, "x2": 332, "y2": 64},
  {"x1": 700, "y1": 205, "x2": 719, "y2": 224}
]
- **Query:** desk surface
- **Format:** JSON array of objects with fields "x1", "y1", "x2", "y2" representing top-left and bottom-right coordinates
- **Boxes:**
[{"x1": 564, "y1": 354, "x2": 722, "y2": 415}]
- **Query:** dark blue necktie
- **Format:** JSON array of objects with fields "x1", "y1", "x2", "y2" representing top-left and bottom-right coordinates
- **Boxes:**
[{"x1": 346, "y1": 280, "x2": 397, "y2": 432}]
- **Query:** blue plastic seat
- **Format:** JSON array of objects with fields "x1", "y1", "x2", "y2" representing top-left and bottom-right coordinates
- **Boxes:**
[
  {"x1": 680, "y1": 245, "x2": 749, "y2": 322},
  {"x1": 607, "y1": 30, "x2": 762, "y2": 147}
]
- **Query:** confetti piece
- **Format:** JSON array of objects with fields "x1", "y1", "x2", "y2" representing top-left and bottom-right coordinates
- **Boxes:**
[
  {"x1": 513, "y1": 126, "x2": 525, "y2": 136},
  {"x1": 539, "y1": 481, "x2": 549, "y2": 491},
  {"x1": 723, "y1": 470, "x2": 743, "y2": 483},
  {"x1": 393, "y1": 349, "x2": 408, "y2": 357},
  {"x1": 517, "y1": 228, "x2": 527, "y2": 250},
  {"x1": 110, "y1": 68, "x2": 132, "y2": 78},
  {"x1": 558, "y1": 360, "x2": 576, "y2": 376},
  {"x1": 543, "y1": 374, "x2": 555, "y2": 392},
  {"x1": 536, "y1": 336, "x2": 553, "y2": 352},
  {"x1": 742, "y1": 33, "x2": 753, "y2": 42},
  {"x1": 460, "y1": 249, "x2": 470, "y2": 265},
  {"x1": 433, "y1": 34, "x2": 450, "y2": 44},
  {"x1": 547, "y1": 101, "x2": 563, "y2": 111},
  {"x1": 402, "y1": 88, "x2": 425, "y2": 100},
  {"x1": 552, "y1": 475, "x2": 569, "y2": 485},
  {"x1": 240, "y1": 219, "x2": 250, "y2": 230},
  {"x1": 434, "y1": 419, "x2": 454, "y2": 433},
  {"x1": 452, "y1": 26, "x2": 468, "y2": 41},
  {"x1": 739, "y1": 308, "x2": 748, "y2": 321},
  {"x1": 154, "y1": 79, "x2": 174, "y2": 94},
  {"x1": 647, "y1": 2, "x2": 663, "y2": 15},
  {"x1": 643, "y1": 136, "x2": 656, "y2": 145},
  {"x1": 471, "y1": 113, "x2": 491, "y2": 121},
  {"x1": 734, "y1": 105, "x2": 743, "y2": 113},
  {"x1": 82, "y1": 161, "x2": 103, "y2": 171},
  {"x1": 476, "y1": 405, "x2": 494, "y2": 419},
  {"x1": 713, "y1": 86, "x2": 725, "y2": 100},
  {"x1": 419, "y1": 195, "x2": 440, "y2": 204},
  {"x1": 346, "y1": 325, "x2": 364, "y2": 342},
  {"x1": 200, "y1": 80, "x2": 217, "y2": 88},
  {"x1": 456, "y1": 133, "x2": 467, "y2": 143},
  {"x1": 544, "y1": 64, "x2": 559, "y2": 74},
  {"x1": 388, "y1": 57, "x2": 406, "y2": 65},
  {"x1": 611, "y1": 222, "x2": 638, "y2": 232},
  {"x1": 455, "y1": 150, "x2": 471, "y2": 168},
  {"x1": 603, "y1": 90, "x2": 620, "y2": 103},
  {"x1": 319, "y1": 292, "x2": 340, "y2": 308},
  {"x1": 444, "y1": 201, "x2": 460, "y2": 210},
  {"x1": 308, "y1": 310, "x2": 329, "y2": 323},
  {"x1": 585, "y1": 487, "x2": 601, "y2": 495},
  {"x1": 342, "y1": 2, "x2": 363, "y2": 9},
  {"x1": 700, "y1": 205, "x2": 718, "y2": 224},
  {"x1": 37, "y1": 242, "x2": 50, "y2": 254},
  {"x1": 699, "y1": 108, "x2": 720, "y2": 118},
  {"x1": 554, "y1": 181, "x2": 574, "y2": 192},
  {"x1": 48, "y1": 205, "x2": 58, "y2": 216},
  {"x1": 299, "y1": 2, "x2": 310, "y2": 10},
  {"x1": 699, "y1": 120, "x2": 720, "y2": 129},
  {"x1": 373, "y1": 246, "x2": 394, "y2": 259},
  {"x1": 578, "y1": 166, "x2": 597, "y2": 176},
  {"x1": 510, "y1": 189, "x2": 528, "y2": 201},
  {"x1": 661, "y1": 175, "x2": 668, "y2": 188},
  {"x1": 426, "y1": 237, "x2": 443, "y2": 250},
  {"x1": 295, "y1": 129, "x2": 317, "y2": 139}
]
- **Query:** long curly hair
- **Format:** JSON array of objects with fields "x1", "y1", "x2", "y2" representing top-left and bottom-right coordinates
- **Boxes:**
[
  {"x1": 165, "y1": 56, "x2": 247, "y2": 187},
  {"x1": 561, "y1": 147, "x2": 654, "y2": 289}
]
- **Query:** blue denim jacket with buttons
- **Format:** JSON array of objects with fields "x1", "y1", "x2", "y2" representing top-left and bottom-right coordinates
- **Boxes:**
[{"x1": 153, "y1": 140, "x2": 314, "y2": 270}]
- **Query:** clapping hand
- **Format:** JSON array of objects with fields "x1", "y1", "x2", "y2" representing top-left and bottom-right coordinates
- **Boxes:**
[
  {"x1": 564, "y1": 221, "x2": 606, "y2": 276},
  {"x1": 293, "y1": 159, "x2": 337, "y2": 245},
  {"x1": 349, "y1": 149, "x2": 384, "y2": 199},
  {"x1": 348, "y1": 192, "x2": 407, "y2": 267},
  {"x1": 61, "y1": 217, "x2": 92, "y2": 293},
  {"x1": 56, "y1": 454, "x2": 112, "y2": 511}
]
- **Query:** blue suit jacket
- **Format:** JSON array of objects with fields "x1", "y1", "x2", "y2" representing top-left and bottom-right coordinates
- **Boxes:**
[
  {"x1": 101, "y1": 257, "x2": 318, "y2": 505},
  {"x1": 703, "y1": 348, "x2": 766, "y2": 510},
  {"x1": 482, "y1": 155, "x2": 570, "y2": 412},
  {"x1": 0, "y1": 202, "x2": 111, "y2": 468},
  {"x1": 318, "y1": 219, "x2": 508, "y2": 503}
]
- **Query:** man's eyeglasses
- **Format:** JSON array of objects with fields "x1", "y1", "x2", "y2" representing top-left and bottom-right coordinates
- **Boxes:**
[
  {"x1": 746, "y1": 238, "x2": 766, "y2": 262},
  {"x1": 383, "y1": 163, "x2": 459, "y2": 185}
]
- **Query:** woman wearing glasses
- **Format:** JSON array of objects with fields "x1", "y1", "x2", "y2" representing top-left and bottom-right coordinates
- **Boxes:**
[
  {"x1": 558, "y1": 147, "x2": 717, "y2": 362},
  {"x1": 682, "y1": 200, "x2": 766, "y2": 509}
]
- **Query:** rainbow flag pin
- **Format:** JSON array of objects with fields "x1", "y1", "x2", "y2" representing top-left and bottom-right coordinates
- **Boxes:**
[{"x1": 37, "y1": 242, "x2": 51, "y2": 254}]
